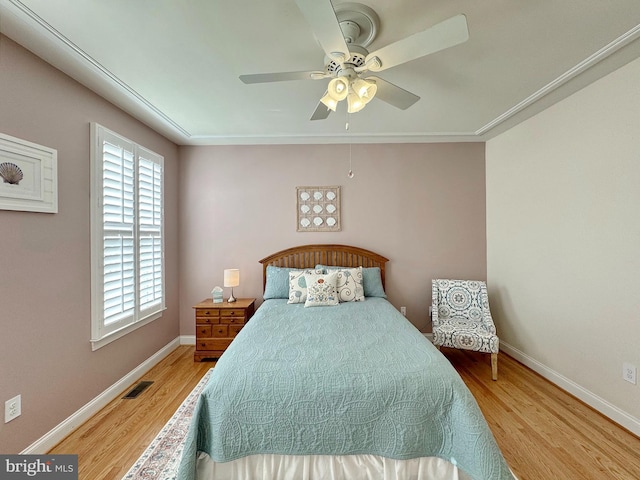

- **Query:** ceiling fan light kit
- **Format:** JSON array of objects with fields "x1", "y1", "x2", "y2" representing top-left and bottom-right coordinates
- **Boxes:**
[
  {"x1": 321, "y1": 75, "x2": 376, "y2": 113},
  {"x1": 240, "y1": 1, "x2": 469, "y2": 120}
]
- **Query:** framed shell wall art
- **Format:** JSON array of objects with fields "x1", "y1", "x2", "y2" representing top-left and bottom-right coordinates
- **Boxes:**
[
  {"x1": 296, "y1": 186, "x2": 341, "y2": 232},
  {"x1": 0, "y1": 132, "x2": 58, "y2": 213}
]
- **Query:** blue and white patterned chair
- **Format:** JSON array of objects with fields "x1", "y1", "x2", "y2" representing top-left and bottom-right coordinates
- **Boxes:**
[{"x1": 432, "y1": 279, "x2": 499, "y2": 380}]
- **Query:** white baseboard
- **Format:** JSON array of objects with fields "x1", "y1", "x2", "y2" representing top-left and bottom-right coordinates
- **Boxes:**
[
  {"x1": 21, "y1": 337, "x2": 181, "y2": 454},
  {"x1": 180, "y1": 335, "x2": 196, "y2": 345},
  {"x1": 500, "y1": 341, "x2": 640, "y2": 437}
]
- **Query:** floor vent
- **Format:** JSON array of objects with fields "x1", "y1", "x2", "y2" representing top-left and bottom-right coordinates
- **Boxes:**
[{"x1": 122, "y1": 381, "x2": 154, "y2": 399}]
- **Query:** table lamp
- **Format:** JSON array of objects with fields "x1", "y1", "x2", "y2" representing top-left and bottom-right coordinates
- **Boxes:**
[{"x1": 223, "y1": 268, "x2": 239, "y2": 303}]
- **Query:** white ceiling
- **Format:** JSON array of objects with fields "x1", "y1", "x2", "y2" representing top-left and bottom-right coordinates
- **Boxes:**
[{"x1": 1, "y1": 0, "x2": 640, "y2": 145}]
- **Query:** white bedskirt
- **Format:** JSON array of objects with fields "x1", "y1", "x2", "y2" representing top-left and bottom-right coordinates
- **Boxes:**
[{"x1": 196, "y1": 452, "x2": 473, "y2": 480}]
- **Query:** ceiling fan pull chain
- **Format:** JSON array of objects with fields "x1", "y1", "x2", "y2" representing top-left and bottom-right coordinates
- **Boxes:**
[
  {"x1": 346, "y1": 112, "x2": 354, "y2": 179},
  {"x1": 348, "y1": 143, "x2": 354, "y2": 179}
]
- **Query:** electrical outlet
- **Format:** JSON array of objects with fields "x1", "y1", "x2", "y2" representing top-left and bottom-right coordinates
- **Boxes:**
[
  {"x1": 400, "y1": 306, "x2": 406, "y2": 316},
  {"x1": 5, "y1": 395, "x2": 21, "y2": 423},
  {"x1": 623, "y1": 363, "x2": 637, "y2": 384}
]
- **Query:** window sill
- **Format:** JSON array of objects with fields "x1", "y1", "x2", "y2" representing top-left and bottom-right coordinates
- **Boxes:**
[{"x1": 91, "y1": 308, "x2": 166, "y2": 351}]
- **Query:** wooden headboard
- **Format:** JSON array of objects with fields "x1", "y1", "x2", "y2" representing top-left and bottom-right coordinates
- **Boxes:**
[{"x1": 259, "y1": 244, "x2": 389, "y2": 291}]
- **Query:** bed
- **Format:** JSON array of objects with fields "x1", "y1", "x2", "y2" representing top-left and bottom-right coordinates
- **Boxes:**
[{"x1": 177, "y1": 244, "x2": 513, "y2": 480}]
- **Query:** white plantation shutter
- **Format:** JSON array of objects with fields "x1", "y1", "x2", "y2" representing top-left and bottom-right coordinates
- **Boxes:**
[
  {"x1": 91, "y1": 124, "x2": 165, "y2": 349},
  {"x1": 137, "y1": 153, "x2": 163, "y2": 314},
  {"x1": 102, "y1": 139, "x2": 135, "y2": 327}
]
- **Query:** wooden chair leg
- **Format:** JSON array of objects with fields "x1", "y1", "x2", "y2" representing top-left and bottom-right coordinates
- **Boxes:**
[{"x1": 491, "y1": 353, "x2": 498, "y2": 381}]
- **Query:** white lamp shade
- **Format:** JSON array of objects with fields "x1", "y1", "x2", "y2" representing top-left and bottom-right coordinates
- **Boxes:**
[
  {"x1": 351, "y1": 78, "x2": 377, "y2": 104},
  {"x1": 320, "y1": 93, "x2": 339, "y2": 111},
  {"x1": 327, "y1": 77, "x2": 349, "y2": 101},
  {"x1": 347, "y1": 92, "x2": 365, "y2": 113},
  {"x1": 223, "y1": 269, "x2": 240, "y2": 287}
]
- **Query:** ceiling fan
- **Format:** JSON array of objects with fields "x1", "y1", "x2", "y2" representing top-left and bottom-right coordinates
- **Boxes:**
[{"x1": 239, "y1": 0, "x2": 469, "y2": 120}]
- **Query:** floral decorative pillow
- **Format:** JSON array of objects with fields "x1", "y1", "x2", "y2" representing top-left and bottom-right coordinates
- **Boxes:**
[
  {"x1": 316, "y1": 264, "x2": 386, "y2": 298},
  {"x1": 325, "y1": 267, "x2": 364, "y2": 302},
  {"x1": 288, "y1": 269, "x2": 323, "y2": 304},
  {"x1": 304, "y1": 272, "x2": 339, "y2": 307}
]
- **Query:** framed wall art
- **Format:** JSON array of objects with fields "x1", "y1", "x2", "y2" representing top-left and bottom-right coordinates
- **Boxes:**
[
  {"x1": 0, "y1": 132, "x2": 58, "y2": 213},
  {"x1": 296, "y1": 185, "x2": 341, "y2": 232}
]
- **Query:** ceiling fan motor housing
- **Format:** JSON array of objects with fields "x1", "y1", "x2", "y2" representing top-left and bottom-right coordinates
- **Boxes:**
[{"x1": 325, "y1": 44, "x2": 368, "y2": 77}]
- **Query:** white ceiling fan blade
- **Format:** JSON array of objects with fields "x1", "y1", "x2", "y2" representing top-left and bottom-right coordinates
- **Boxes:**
[
  {"x1": 310, "y1": 97, "x2": 332, "y2": 120},
  {"x1": 365, "y1": 14, "x2": 469, "y2": 72},
  {"x1": 240, "y1": 71, "x2": 327, "y2": 84},
  {"x1": 367, "y1": 77, "x2": 420, "y2": 110},
  {"x1": 295, "y1": 0, "x2": 350, "y2": 63}
]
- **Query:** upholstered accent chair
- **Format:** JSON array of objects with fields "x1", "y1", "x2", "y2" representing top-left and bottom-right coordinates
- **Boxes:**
[{"x1": 431, "y1": 279, "x2": 499, "y2": 380}]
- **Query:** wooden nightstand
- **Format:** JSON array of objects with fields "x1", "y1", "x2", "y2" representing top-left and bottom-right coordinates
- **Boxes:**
[{"x1": 193, "y1": 298, "x2": 255, "y2": 361}]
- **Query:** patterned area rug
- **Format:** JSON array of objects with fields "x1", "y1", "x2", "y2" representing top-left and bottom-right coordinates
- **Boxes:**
[{"x1": 121, "y1": 369, "x2": 213, "y2": 480}]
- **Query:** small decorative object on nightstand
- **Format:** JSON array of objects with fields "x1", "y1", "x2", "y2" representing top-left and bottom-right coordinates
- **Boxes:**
[
  {"x1": 211, "y1": 286, "x2": 223, "y2": 303},
  {"x1": 224, "y1": 268, "x2": 239, "y2": 303},
  {"x1": 193, "y1": 297, "x2": 255, "y2": 361}
]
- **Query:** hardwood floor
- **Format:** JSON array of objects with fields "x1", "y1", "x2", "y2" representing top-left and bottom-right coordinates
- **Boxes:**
[
  {"x1": 49, "y1": 347, "x2": 212, "y2": 480},
  {"x1": 49, "y1": 345, "x2": 640, "y2": 480},
  {"x1": 442, "y1": 348, "x2": 640, "y2": 480}
]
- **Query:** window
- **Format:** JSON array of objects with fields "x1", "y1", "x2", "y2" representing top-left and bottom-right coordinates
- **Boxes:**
[{"x1": 90, "y1": 123, "x2": 165, "y2": 350}]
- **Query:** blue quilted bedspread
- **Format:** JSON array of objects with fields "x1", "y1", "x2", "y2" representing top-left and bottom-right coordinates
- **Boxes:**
[{"x1": 177, "y1": 298, "x2": 513, "y2": 480}]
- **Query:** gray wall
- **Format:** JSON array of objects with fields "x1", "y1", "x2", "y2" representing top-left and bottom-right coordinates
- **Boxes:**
[
  {"x1": 0, "y1": 35, "x2": 180, "y2": 453},
  {"x1": 178, "y1": 142, "x2": 487, "y2": 334}
]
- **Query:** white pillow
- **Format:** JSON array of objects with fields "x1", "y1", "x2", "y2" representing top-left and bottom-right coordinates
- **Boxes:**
[
  {"x1": 325, "y1": 266, "x2": 364, "y2": 302},
  {"x1": 288, "y1": 269, "x2": 323, "y2": 304},
  {"x1": 304, "y1": 272, "x2": 339, "y2": 307}
]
